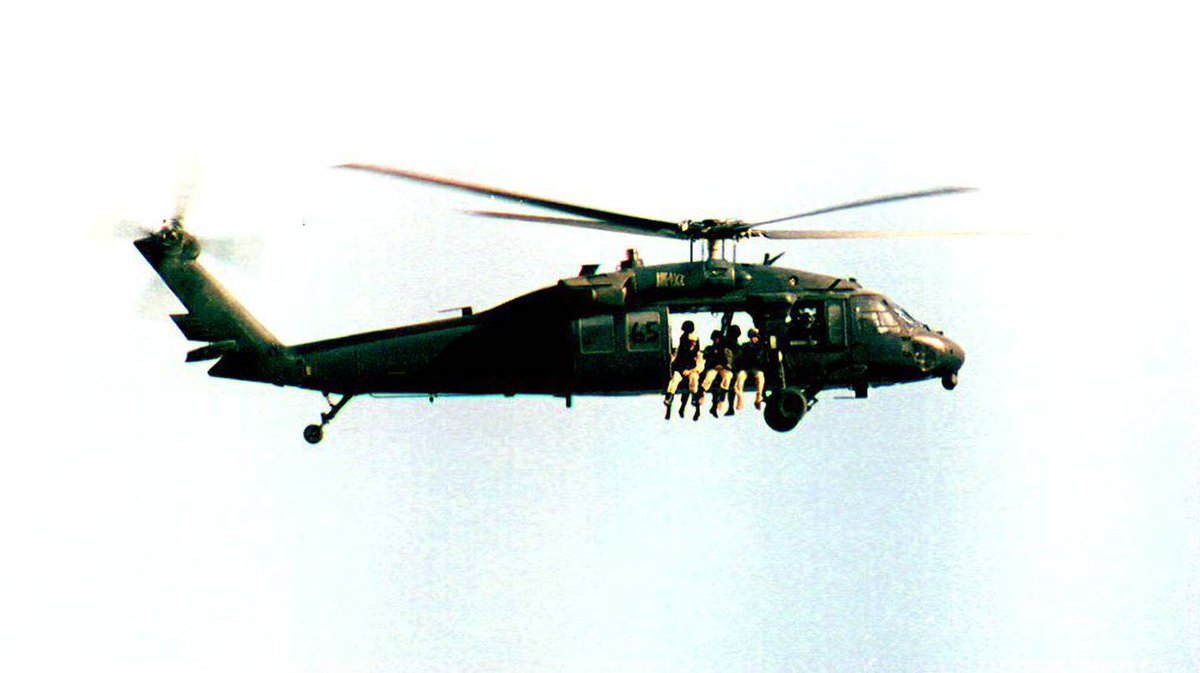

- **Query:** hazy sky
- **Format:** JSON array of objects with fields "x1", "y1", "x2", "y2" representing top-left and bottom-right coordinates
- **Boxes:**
[{"x1": 3, "y1": 2, "x2": 1198, "y2": 671}]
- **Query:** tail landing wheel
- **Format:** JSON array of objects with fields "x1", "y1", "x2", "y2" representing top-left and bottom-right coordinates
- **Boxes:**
[
  {"x1": 303, "y1": 393, "x2": 354, "y2": 445},
  {"x1": 303, "y1": 424, "x2": 324, "y2": 444}
]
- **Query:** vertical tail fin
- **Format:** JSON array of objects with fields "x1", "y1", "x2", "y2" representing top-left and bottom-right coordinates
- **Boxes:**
[{"x1": 134, "y1": 225, "x2": 297, "y2": 384}]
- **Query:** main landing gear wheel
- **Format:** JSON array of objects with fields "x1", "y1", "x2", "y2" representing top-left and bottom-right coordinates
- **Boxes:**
[
  {"x1": 303, "y1": 393, "x2": 354, "y2": 445},
  {"x1": 763, "y1": 387, "x2": 807, "y2": 433},
  {"x1": 942, "y1": 373, "x2": 958, "y2": 390}
]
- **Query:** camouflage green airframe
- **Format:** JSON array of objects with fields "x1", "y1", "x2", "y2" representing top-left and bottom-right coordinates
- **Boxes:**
[{"x1": 135, "y1": 168, "x2": 968, "y2": 443}]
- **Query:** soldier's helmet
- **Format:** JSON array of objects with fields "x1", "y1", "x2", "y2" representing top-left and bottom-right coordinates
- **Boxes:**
[{"x1": 681, "y1": 320, "x2": 695, "y2": 334}]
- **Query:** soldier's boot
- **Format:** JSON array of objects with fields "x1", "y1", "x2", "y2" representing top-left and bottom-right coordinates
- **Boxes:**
[
  {"x1": 710, "y1": 394, "x2": 723, "y2": 418},
  {"x1": 693, "y1": 394, "x2": 704, "y2": 421},
  {"x1": 724, "y1": 389, "x2": 736, "y2": 416},
  {"x1": 663, "y1": 393, "x2": 673, "y2": 420},
  {"x1": 678, "y1": 391, "x2": 690, "y2": 418}
]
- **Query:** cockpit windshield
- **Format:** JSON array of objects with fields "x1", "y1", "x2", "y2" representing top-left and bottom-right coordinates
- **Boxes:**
[
  {"x1": 893, "y1": 304, "x2": 923, "y2": 329},
  {"x1": 853, "y1": 294, "x2": 922, "y2": 335}
]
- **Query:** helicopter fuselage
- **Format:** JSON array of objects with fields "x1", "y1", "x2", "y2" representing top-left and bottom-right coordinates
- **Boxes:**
[
  {"x1": 135, "y1": 159, "x2": 973, "y2": 442},
  {"x1": 210, "y1": 257, "x2": 965, "y2": 406}
]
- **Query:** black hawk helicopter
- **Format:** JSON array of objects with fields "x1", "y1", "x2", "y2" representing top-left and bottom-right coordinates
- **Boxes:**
[{"x1": 134, "y1": 164, "x2": 971, "y2": 443}]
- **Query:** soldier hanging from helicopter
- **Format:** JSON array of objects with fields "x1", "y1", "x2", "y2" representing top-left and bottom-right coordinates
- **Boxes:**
[
  {"x1": 663, "y1": 320, "x2": 703, "y2": 420},
  {"x1": 695, "y1": 324, "x2": 740, "y2": 419},
  {"x1": 690, "y1": 330, "x2": 724, "y2": 421},
  {"x1": 718, "y1": 324, "x2": 742, "y2": 417},
  {"x1": 734, "y1": 328, "x2": 769, "y2": 411}
]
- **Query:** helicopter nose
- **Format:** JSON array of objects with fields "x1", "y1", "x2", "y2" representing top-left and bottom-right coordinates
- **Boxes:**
[
  {"x1": 942, "y1": 338, "x2": 965, "y2": 371},
  {"x1": 939, "y1": 337, "x2": 965, "y2": 390}
]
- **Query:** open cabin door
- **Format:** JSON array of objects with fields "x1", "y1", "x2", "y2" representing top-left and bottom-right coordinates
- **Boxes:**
[{"x1": 571, "y1": 308, "x2": 669, "y2": 393}]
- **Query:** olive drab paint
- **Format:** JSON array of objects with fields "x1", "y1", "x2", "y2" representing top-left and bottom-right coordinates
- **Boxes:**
[{"x1": 135, "y1": 167, "x2": 970, "y2": 443}]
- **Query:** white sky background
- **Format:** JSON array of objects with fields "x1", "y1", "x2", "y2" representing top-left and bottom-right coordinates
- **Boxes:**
[{"x1": 2, "y1": 1, "x2": 1199, "y2": 671}]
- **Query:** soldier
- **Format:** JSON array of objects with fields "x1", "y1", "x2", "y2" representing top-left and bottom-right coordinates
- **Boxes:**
[
  {"x1": 791, "y1": 306, "x2": 817, "y2": 345},
  {"x1": 692, "y1": 330, "x2": 724, "y2": 421},
  {"x1": 735, "y1": 328, "x2": 769, "y2": 411},
  {"x1": 721, "y1": 324, "x2": 743, "y2": 416},
  {"x1": 699, "y1": 326, "x2": 739, "y2": 418},
  {"x1": 663, "y1": 320, "x2": 703, "y2": 420}
]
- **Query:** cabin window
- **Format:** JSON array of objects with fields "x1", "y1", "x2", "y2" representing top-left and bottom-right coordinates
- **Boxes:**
[
  {"x1": 826, "y1": 300, "x2": 846, "y2": 346},
  {"x1": 786, "y1": 300, "x2": 825, "y2": 347},
  {"x1": 579, "y1": 315, "x2": 616, "y2": 354},
  {"x1": 626, "y1": 311, "x2": 662, "y2": 352}
]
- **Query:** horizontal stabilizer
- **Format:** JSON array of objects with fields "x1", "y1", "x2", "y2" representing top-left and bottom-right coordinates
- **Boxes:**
[{"x1": 186, "y1": 340, "x2": 239, "y2": 362}]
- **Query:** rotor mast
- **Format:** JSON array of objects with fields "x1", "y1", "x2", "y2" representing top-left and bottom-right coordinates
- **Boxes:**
[
  {"x1": 688, "y1": 233, "x2": 733, "y2": 262},
  {"x1": 681, "y1": 218, "x2": 747, "y2": 262}
]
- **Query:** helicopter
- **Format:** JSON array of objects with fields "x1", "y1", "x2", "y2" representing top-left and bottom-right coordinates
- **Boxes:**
[{"x1": 134, "y1": 163, "x2": 972, "y2": 444}]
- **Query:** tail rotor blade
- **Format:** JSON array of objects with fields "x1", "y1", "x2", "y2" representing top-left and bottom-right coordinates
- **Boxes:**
[
  {"x1": 113, "y1": 219, "x2": 156, "y2": 239},
  {"x1": 171, "y1": 167, "x2": 203, "y2": 227},
  {"x1": 199, "y1": 235, "x2": 265, "y2": 270},
  {"x1": 172, "y1": 190, "x2": 190, "y2": 227}
]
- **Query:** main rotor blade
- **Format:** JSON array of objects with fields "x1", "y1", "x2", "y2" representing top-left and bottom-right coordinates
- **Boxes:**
[
  {"x1": 466, "y1": 210, "x2": 684, "y2": 239},
  {"x1": 751, "y1": 186, "x2": 975, "y2": 226},
  {"x1": 338, "y1": 163, "x2": 685, "y2": 239},
  {"x1": 757, "y1": 228, "x2": 990, "y2": 240}
]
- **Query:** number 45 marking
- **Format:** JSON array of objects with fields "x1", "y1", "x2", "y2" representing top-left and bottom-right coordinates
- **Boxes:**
[{"x1": 628, "y1": 317, "x2": 660, "y2": 347}]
